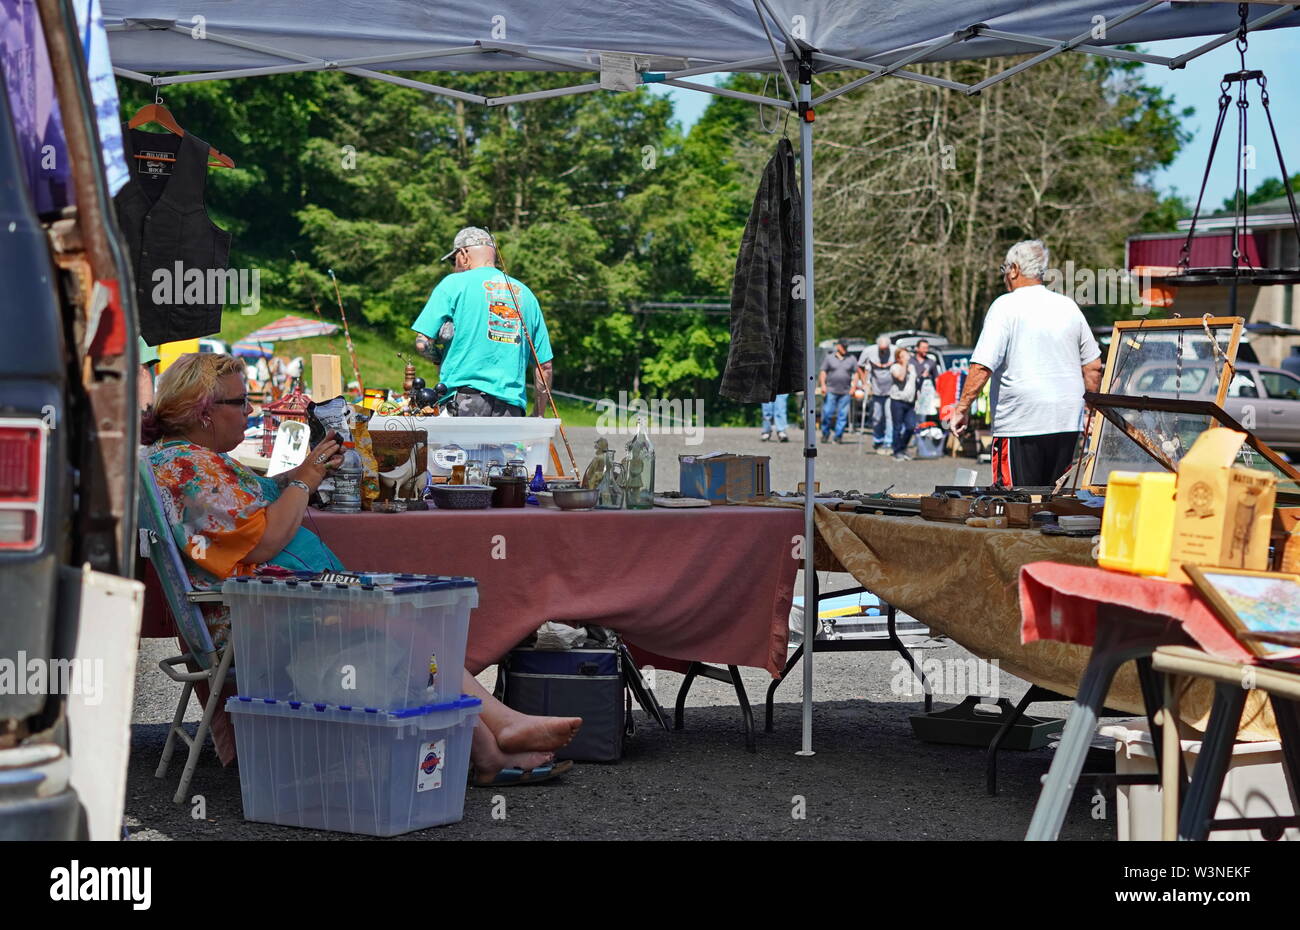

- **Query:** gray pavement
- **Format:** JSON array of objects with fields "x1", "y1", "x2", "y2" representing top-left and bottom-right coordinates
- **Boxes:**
[{"x1": 127, "y1": 427, "x2": 1119, "y2": 841}]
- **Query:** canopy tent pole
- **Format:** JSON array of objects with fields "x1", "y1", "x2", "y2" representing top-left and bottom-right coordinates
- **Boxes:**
[{"x1": 798, "y1": 57, "x2": 816, "y2": 758}]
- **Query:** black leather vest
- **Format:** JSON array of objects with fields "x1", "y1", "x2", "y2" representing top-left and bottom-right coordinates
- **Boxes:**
[{"x1": 114, "y1": 126, "x2": 232, "y2": 346}]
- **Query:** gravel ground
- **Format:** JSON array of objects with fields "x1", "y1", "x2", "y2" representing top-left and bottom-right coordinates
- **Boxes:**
[{"x1": 126, "y1": 427, "x2": 1120, "y2": 841}]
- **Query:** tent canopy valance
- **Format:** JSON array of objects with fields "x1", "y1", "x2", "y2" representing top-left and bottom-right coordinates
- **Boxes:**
[{"x1": 104, "y1": 2, "x2": 1300, "y2": 109}]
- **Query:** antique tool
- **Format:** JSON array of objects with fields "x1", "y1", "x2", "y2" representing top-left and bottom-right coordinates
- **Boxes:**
[{"x1": 327, "y1": 268, "x2": 364, "y2": 395}]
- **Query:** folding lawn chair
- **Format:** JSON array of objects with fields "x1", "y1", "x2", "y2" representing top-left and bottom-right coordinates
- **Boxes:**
[{"x1": 137, "y1": 457, "x2": 234, "y2": 804}]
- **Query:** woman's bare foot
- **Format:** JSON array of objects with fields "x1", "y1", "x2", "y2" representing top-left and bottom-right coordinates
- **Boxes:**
[
  {"x1": 470, "y1": 725, "x2": 556, "y2": 785},
  {"x1": 496, "y1": 715, "x2": 583, "y2": 754}
]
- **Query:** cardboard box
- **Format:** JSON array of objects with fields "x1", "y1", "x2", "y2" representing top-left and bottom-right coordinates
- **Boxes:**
[
  {"x1": 1167, "y1": 428, "x2": 1276, "y2": 582},
  {"x1": 1273, "y1": 507, "x2": 1300, "y2": 573},
  {"x1": 679, "y1": 453, "x2": 770, "y2": 503},
  {"x1": 310, "y1": 353, "x2": 343, "y2": 402}
]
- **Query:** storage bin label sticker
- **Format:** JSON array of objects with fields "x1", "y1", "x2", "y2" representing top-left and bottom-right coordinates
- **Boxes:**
[{"x1": 416, "y1": 739, "x2": 446, "y2": 792}]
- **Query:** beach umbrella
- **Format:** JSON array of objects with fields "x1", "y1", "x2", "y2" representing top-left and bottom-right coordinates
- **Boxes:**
[{"x1": 236, "y1": 314, "x2": 339, "y2": 348}]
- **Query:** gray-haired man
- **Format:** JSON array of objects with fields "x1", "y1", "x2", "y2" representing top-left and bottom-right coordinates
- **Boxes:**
[{"x1": 953, "y1": 239, "x2": 1103, "y2": 487}]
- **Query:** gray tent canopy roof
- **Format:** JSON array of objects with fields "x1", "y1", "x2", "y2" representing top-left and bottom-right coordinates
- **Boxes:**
[{"x1": 104, "y1": 1, "x2": 1300, "y2": 108}]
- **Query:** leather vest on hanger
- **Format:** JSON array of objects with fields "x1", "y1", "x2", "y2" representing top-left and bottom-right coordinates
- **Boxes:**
[{"x1": 114, "y1": 126, "x2": 232, "y2": 346}]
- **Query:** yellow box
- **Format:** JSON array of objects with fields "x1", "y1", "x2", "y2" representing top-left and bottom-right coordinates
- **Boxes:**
[
  {"x1": 1098, "y1": 471, "x2": 1177, "y2": 575},
  {"x1": 1168, "y1": 428, "x2": 1277, "y2": 582}
]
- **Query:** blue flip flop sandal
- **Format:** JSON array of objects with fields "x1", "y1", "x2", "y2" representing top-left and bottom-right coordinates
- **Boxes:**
[{"x1": 469, "y1": 759, "x2": 573, "y2": 788}]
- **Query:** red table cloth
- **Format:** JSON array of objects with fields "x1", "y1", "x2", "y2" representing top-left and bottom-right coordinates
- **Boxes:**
[
  {"x1": 1019, "y1": 561, "x2": 1252, "y2": 660},
  {"x1": 304, "y1": 505, "x2": 803, "y2": 676},
  {"x1": 1020, "y1": 561, "x2": 1276, "y2": 739}
]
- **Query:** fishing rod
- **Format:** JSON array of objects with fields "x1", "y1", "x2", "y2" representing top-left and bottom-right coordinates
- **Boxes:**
[
  {"x1": 490, "y1": 235, "x2": 580, "y2": 478},
  {"x1": 327, "y1": 268, "x2": 364, "y2": 397}
]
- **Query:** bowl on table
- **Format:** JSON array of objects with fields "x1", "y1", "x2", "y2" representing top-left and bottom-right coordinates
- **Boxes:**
[
  {"x1": 551, "y1": 487, "x2": 598, "y2": 511},
  {"x1": 428, "y1": 484, "x2": 495, "y2": 510}
]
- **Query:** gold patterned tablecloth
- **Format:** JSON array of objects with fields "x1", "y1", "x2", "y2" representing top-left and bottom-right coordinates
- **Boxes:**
[{"x1": 811, "y1": 506, "x2": 1277, "y2": 739}]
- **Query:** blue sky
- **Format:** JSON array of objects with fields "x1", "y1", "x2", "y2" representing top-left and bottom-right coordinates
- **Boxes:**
[{"x1": 652, "y1": 30, "x2": 1300, "y2": 209}]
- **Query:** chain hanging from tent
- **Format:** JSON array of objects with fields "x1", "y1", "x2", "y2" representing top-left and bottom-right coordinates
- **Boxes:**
[{"x1": 1166, "y1": 3, "x2": 1300, "y2": 288}]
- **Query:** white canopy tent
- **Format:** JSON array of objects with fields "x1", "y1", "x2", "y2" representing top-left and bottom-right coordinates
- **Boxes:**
[{"x1": 102, "y1": 1, "x2": 1300, "y2": 757}]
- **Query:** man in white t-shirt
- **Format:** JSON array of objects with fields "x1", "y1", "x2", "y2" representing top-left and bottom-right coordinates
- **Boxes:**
[{"x1": 952, "y1": 240, "x2": 1103, "y2": 487}]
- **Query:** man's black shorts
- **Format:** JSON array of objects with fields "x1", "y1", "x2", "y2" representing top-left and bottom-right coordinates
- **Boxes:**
[
  {"x1": 991, "y1": 432, "x2": 1079, "y2": 488},
  {"x1": 452, "y1": 387, "x2": 524, "y2": 417}
]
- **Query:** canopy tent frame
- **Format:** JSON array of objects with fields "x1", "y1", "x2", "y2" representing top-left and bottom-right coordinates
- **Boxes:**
[{"x1": 102, "y1": 1, "x2": 1300, "y2": 757}]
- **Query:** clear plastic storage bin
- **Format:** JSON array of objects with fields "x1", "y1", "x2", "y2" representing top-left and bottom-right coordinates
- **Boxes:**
[
  {"x1": 368, "y1": 415, "x2": 561, "y2": 476},
  {"x1": 227, "y1": 695, "x2": 481, "y2": 836},
  {"x1": 223, "y1": 574, "x2": 478, "y2": 709}
]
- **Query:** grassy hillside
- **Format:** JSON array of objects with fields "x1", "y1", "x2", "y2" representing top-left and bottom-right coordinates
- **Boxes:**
[{"x1": 215, "y1": 306, "x2": 601, "y2": 425}]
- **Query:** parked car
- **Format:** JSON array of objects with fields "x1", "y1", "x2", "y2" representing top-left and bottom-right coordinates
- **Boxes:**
[
  {"x1": 1125, "y1": 360, "x2": 1300, "y2": 453},
  {"x1": 1091, "y1": 324, "x2": 1261, "y2": 364}
]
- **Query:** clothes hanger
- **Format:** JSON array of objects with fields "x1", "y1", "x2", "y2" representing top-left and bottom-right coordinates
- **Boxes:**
[{"x1": 128, "y1": 92, "x2": 236, "y2": 169}]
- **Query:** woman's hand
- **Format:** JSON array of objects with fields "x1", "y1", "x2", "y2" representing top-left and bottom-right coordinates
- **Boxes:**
[{"x1": 289, "y1": 434, "x2": 344, "y2": 490}]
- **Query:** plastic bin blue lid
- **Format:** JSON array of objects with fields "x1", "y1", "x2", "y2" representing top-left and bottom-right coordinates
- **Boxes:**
[
  {"x1": 231, "y1": 694, "x2": 482, "y2": 717},
  {"x1": 226, "y1": 573, "x2": 477, "y2": 594}
]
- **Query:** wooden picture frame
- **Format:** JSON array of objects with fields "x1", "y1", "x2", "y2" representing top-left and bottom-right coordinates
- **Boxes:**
[
  {"x1": 1084, "y1": 316, "x2": 1243, "y2": 492},
  {"x1": 1184, "y1": 564, "x2": 1300, "y2": 658},
  {"x1": 1083, "y1": 393, "x2": 1300, "y2": 494}
]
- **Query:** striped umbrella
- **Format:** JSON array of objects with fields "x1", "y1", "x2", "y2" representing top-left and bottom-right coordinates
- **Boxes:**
[{"x1": 232, "y1": 314, "x2": 339, "y2": 355}]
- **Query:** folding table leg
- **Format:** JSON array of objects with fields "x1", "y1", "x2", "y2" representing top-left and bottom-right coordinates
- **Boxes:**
[
  {"x1": 986, "y1": 687, "x2": 1043, "y2": 796},
  {"x1": 674, "y1": 663, "x2": 701, "y2": 731},
  {"x1": 1178, "y1": 681, "x2": 1247, "y2": 841},
  {"x1": 1025, "y1": 606, "x2": 1187, "y2": 841},
  {"x1": 730, "y1": 665, "x2": 756, "y2": 754},
  {"x1": 765, "y1": 644, "x2": 804, "y2": 732},
  {"x1": 1274, "y1": 697, "x2": 1300, "y2": 815}
]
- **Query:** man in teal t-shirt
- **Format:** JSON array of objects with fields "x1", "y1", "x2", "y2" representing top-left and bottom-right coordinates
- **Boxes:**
[{"x1": 412, "y1": 227, "x2": 553, "y2": 416}]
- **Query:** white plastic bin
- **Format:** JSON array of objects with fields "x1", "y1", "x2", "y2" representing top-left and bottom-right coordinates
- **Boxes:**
[
  {"x1": 1100, "y1": 719, "x2": 1299, "y2": 841},
  {"x1": 227, "y1": 695, "x2": 481, "y2": 836},
  {"x1": 223, "y1": 574, "x2": 478, "y2": 709},
  {"x1": 368, "y1": 415, "x2": 560, "y2": 476}
]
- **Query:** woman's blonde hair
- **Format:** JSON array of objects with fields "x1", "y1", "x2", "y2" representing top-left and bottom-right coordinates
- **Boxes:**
[
  {"x1": 894, "y1": 347, "x2": 911, "y2": 363},
  {"x1": 142, "y1": 352, "x2": 246, "y2": 443}
]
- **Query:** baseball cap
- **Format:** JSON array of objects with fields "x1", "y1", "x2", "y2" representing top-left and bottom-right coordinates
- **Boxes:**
[{"x1": 441, "y1": 226, "x2": 496, "y2": 262}]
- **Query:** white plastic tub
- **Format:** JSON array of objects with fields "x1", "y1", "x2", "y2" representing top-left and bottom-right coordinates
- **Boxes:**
[
  {"x1": 369, "y1": 415, "x2": 560, "y2": 475},
  {"x1": 227, "y1": 695, "x2": 481, "y2": 836},
  {"x1": 223, "y1": 574, "x2": 478, "y2": 709},
  {"x1": 1100, "y1": 719, "x2": 1299, "y2": 841}
]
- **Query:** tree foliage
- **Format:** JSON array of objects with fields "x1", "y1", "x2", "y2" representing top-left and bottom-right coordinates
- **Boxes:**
[{"x1": 120, "y1": 54, "x2": 1190, "y2": 420}]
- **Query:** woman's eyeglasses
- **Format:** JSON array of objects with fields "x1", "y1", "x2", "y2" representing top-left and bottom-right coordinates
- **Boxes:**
[{"x1": 213, "y1": 395, "x2": 249, "y2": 407}]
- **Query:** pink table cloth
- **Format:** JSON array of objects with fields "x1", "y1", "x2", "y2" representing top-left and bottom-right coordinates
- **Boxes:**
[{"x1": 304, "y1": 505, "x2": 803, "y2": 676}]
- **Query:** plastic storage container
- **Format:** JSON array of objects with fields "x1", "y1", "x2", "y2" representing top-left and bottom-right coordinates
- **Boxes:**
[
  {"x1": 1100, "y1": 719, "x2": 1299, "y2": 841},
  {"x1": 1098, "y1": 471, "x2": 1177, "y2": 575},
  {"x1": 227, "y1": 695, "x2": 481, "y2": 837},
  {"x1": 368, "y1": 416, "x2": 561, "y2": 476},
  {"x1": 914, "y1": 427, "x2": 945, "y2": 459},
  {"x1": 223, "y1": 574, "x2": 478, "y2": 709}
]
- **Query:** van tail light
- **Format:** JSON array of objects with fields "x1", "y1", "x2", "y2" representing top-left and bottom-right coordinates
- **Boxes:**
[{"x1": 0, "y1": 418, "x2": 48, "y2": 551}]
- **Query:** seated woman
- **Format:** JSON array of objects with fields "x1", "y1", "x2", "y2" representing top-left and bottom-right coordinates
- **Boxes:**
[{"x1": 142, "y1": 352, "x2": 580, "y2": 785}]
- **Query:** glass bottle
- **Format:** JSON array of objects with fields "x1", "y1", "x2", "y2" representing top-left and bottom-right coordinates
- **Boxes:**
[
  {"x1": 596, "y1": 451, "x2": 624, "y2": 510},
  {"x1": 622, "y1": 416, "x2": 655, "y2": 510},
  {"x1": 527, "y1": 464, "x2": 547, "y2": 505},
  {"x1": 330, "y1": 441, "x2": 364, "y2": 512}
]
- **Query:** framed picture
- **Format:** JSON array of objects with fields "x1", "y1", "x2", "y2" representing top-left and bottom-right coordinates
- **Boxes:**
[
  {"x1": 1082, "y1": 393, "x2": 1300, "y2": 500},
  {"x1": 1084, "y1": 316, "x2": 1243, "y2": 492},
  {"x1": 1184, "y1": 565, "x2": 1300, "y2": 657}
]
